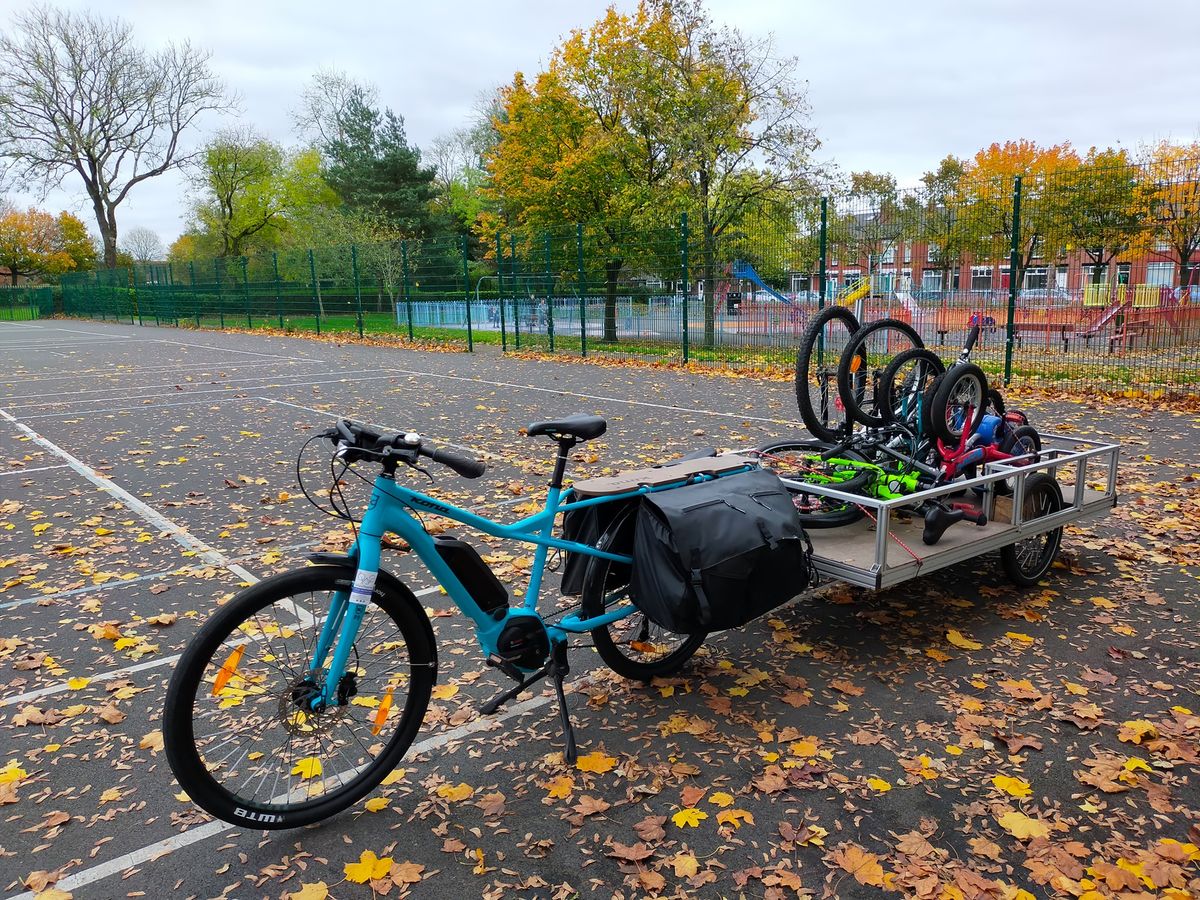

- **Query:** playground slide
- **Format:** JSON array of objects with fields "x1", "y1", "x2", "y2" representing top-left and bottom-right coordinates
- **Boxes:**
[
  {"x1": 1078, "y1": 299, "x2": 1127, "y2": 336},
  {"x1": 835, "y1": 277, "x2": 870, "y2": 307},
  {"x1": 731, "y1": 259, "x2": 792, "y2": 305},
  {"x1": 893, "y1": 290, "x2": 919, "y2": 315}
]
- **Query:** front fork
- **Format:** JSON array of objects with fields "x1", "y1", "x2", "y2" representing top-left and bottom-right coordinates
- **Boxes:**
[{"x1": 308, "y1": 537, "x2": 383, "y2": 709}]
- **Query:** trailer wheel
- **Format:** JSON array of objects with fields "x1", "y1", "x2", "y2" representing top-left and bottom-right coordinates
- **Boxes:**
[{"x1": 999, "y1": 472, "x2": 1063, "y2": 587}]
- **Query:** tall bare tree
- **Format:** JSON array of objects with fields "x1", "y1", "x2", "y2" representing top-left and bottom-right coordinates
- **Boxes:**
[
  {"x1": 292, "y1": 68, "x2": 378, "y2": 148},
  {"x1": 0, "y1": 7, "x2": 231, "y2": 267},
  {"x1": 121, "y1": 226, "x2": 166, "y2": 264}
]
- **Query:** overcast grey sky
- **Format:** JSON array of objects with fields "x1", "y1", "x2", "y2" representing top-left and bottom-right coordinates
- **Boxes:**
[{"x1": 6, "y1": 0, "x2": 1199, "y2": 247}]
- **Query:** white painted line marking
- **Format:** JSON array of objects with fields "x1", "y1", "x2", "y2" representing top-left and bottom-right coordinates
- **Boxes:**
[
  {"x1": 5, "y1": 665, "x2": 557, "y2": 900},
  {"x1": 0, "y1": 407, "x2": 257, "y2": 583},
  {"x1": 154, "y1": 337, "x2": 314, "y2": 362},
  {"x1": 0, "y1": 359, "x2": 323, "y2": 396},
  {"x1": 19, "y1": 395, "x2": 249, "y2": 420},
  {"x1": 0, "y1": 464, "x2": 69, "y2": 478},
  {"x1": 0, "y1": 570, "x2": 170, "y2": 612},
  {"x1": 260, "y1": 397, "x2": 480, "y2": 455}
]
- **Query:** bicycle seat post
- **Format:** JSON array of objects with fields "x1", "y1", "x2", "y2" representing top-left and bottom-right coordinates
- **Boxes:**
[{"x1": 549, "y1": 436, "x2": 577, "y2": 489}]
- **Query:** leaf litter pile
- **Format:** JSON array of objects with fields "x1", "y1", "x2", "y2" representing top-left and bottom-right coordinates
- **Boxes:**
[{"x1": 0, "y1": 373, "x2": 1197, "y2": 900}]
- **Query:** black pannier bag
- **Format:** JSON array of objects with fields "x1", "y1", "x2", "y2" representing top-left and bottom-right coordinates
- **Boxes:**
[
  {"x1": 559, "y1": 497, "x2": 635, "y2": 596},
  {"x1": 629, "y1": 469, "x2": 814, "y2": 633}
]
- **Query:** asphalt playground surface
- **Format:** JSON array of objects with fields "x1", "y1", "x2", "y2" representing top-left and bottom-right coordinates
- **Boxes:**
[{"x1": 0, "y1": 320, "x2": 1197, "y2": 900}]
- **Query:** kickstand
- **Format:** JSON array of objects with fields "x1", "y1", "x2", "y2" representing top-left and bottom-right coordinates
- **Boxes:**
[
  {"x1": 548, "y1": 640, "x2": 577, "y2": 764},
  {"x1": 479, "y1": 665, "x2": 548, "y2": 716}
]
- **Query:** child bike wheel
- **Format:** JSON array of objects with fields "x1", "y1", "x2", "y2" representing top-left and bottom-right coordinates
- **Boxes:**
[
  {"x1": 930, "y1": 363, "x2": 988, "y2": 445},
  {"x1": 581, "y1": 506, "x2": 705, "y2": 681},
  {"x1": 756, "y1": 439, "x2": 870, "y2": 528},
  {"x1": 878, "y1": 348, "x2": 946, "y2": 430},
  {"x1": 163, "y1": 566, "x2": 436, "y2": 829},
  {"x1": 1000, "y1": 472, "x2": 1063, "y2": 586},
  {"x1": 795, "y1": 306, "x2": 860, "y2": 442},
  {"x1": 995, "y1": 424, "x2": 1041, "y2": 496},
  {"x1": 836, "y1": 318, "x2": 923, "y2": 428}
]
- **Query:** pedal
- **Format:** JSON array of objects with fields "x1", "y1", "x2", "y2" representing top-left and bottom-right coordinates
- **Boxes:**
[{"x1": 485, "y1": 654, "x2": 522, "y2": 682}]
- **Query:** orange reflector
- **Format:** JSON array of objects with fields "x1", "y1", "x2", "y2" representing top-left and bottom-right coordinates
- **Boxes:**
[
  {"x1": 211, "y1": 646, "x2": 245, "y2": 696},
  {"x1": 849, "y1": 356, "x2": 863, "y2": 373},
  {"x1": 371, "y1": 688, "x2": 394, "y2": 735}
]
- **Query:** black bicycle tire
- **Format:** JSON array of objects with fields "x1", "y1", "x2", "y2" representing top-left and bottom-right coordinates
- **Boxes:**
[
  {"x1": 163, "y1": 566, "x2": 436, "y2": 829},
  {"x1": 995, "y1": 424, "x2": 1042, "y2": 496},
  {"x1": 878, "y1": 348, "x2": 946, "y2": 428},
  {"x1": 581, "y1": 505, "x2": 705, "y2": 681},
  {"x1": 930, "y1": 363, "x2": 989, "y2": 445},
  {"x1": 795, "y1": 306, "x2": 861, "y2": 442},
  {"x1": 757, "y1": 439, "x2": 870, "y2": 528},
  {"x1": 985, "y1": 388, "x2": 1006, "y2": 417},
  {"x1": 999, "y1": 472, "x2": 1063, "y2": 586},
  {"x1": 836, "y1": 318, "x2": 924, "y2": 427}
]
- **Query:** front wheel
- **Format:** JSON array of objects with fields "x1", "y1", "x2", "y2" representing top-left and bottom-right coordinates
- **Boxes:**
[
  {"x1": 163, "y1": 566, "x2": 436, "y2": 829},
  {"x1": 1000, "y1": 473, "x2": 1063, "y2": 586},
  {"x1": 581, "y1": 506, "x2": 705, "y2": 681}
]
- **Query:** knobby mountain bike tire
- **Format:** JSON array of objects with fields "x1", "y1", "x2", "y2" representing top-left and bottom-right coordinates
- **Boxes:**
[
  {"x1": 756, "y1": 438, "x2": 871, "y2": 528},
  {"x1": 163, "y1": 566, "x2": 436, "y2": 829},
  {"x1": 929, "y1": 363, "x2": 988, "y2": 445},
  {"x1": 878, "y1": 348, "x2": 946, "y2": 431},
  {"x1": 795, "y1": 306, "x2": 860, "y2": 442},
  {"x1": 580, "y1": 505, "x2": 705, "y2": 681}
]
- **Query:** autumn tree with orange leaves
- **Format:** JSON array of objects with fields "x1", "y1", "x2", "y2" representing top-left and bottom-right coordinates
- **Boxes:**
[
  {"x1": 1144, "y1": 141, "x2": 1200, "y2": 290},
  {"x1": 0, "y1": 208, "x2": 95, "y2": 285}
]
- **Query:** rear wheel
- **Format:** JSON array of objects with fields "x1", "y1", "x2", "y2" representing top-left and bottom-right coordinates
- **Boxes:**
[
  {"x1": 836, "y1": 319, "x2": 924, "y2": 428},
  {"x1": 1000, "y1": 473, "x2": 1063, "y2": 586},
  {"x1": 581, "y1": 506, "x2": 705, "y2": 681},
  {"x1": 795, "y1": 307, "x2": 860, "y2": 442},
  {"x1": 163, "y1": 567, "x2": 436, "y2": 829}
]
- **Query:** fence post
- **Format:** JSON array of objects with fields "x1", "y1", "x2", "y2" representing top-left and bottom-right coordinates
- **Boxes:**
[
  {"x1": 215, "y1": 259, "x2": 225, "y2": 329},
  {"x1": 544, "y1": 232, "x2": 554, "y2": 352},
  {"x1": 189, "y1": 261, "x2": 200, "y2": 326},
  {"x1": 1004, "y1": 175, "x2": 1022, "y2": 386},
  {"x1": 272, "y1": 251, "x2": 284, "y2": 330},
  {"x1": 680, "y1": 212, "x2": 690, "y2": 364},
  {"x1": 577, "y1": 223, "x2": 587, "y2": 358},
  {"x1": 817, "y1": 197, "x2": 829, "y2": 364},
  {"x1": 400, "y1": 240, "x2": 414, "y2": 341},
  {"x1": 241, "y1": 256, "x2": 251, "y2": 329},
  {"x1": 510, "y1": 233, "x2": 521, "y2": 350},
  {"x1": 131, "y1": 266, "x2": 142, "y2": 326},
  {"x1": 308, "y1": 249, "x2": 320, "y2": 335},
  {"x1": 350, "y1": 244, "x2": 364, "y2": 338},
  {"x1": 495, "y1": 231, "x2": 507, "y2": 352},
  {"x1": 461, "y1": 234, "x2": 473, "y2": 352}
]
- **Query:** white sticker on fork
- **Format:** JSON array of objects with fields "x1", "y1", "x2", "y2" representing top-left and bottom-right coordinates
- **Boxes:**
[{"x1": 349, "y1": 570, "x2": 377, "y2": 606}]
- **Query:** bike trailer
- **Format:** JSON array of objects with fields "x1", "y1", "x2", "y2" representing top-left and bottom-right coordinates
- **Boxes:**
[{"x1": 629, "y1": 468, "x2": 815, "y2": 633}]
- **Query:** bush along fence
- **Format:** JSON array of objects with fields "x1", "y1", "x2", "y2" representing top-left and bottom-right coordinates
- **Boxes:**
[
  {"x1": 61, "y1": 157, "x2": 1200, "y2": 395},
  {"x1": 0, "y1": 286, "x2": 54, "y2": 320}
]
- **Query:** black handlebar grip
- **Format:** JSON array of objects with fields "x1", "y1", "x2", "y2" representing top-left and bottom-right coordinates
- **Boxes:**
[
  {"x1": 336, "y1": 419, "x2": 358, "y2": 443},
  {"x1": 964, "y1": 324, "x2": 981, "y2": 353},
  {"x1": 427, "y1": 445, "x2": 486, "y2": 479}
]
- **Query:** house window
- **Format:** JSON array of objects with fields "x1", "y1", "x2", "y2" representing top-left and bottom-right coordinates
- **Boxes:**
[
  {"x1": 1116, "y1": 263, "x2": 1131, "y2": 285},
  {"x1": 1023, "y1": 267, "x2": 1048, "y2": 290},
  {"x1": 970, "y1": 266, "x2": 993, "y2": 291},
  {"x1": 1155, "y1": 239, "x2": 1171, "y2": 254},
  {"x1": 1145, "y1": 262, "x2": 1175, "y2": 286},
  {"x1": 927, "y1": 243, "x2": 939, "y2": 264},
  {"x1": 1081, "y1": 264, "x2": 1108, "y2": 284},
  {"x1": 921, "y1": 270, "x2": 943, "y2": 292},
  {"x1": 791, "y1": 273, "x2": 811, "y2": 294},
  {"x1": 880, "y1": 246, "x2": 896, "y2": 264},
  {"x1": 903, "y1": 244, "x2": 912, "y2": 263},
  {"x1": 1054, "y1": 267, "x2": 1068, "y2": 290}
]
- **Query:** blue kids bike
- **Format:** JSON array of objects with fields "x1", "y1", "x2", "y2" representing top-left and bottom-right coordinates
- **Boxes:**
[{"x1": 163, "y1": 415, "x2": 756, "y2": 828}]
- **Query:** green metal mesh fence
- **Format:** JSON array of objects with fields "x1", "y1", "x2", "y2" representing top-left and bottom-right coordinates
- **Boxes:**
[
  {"x1": 57, "y1": 156, "x2": 1200, "y2": 395},
  {"x1": 0, "y1": 285, "x2": 53, "y2": 320}
]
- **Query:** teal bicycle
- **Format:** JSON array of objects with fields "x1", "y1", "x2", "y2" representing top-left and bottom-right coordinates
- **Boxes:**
[{"x1": 163, "y1": 415, "x2": 753, "y2": 828}]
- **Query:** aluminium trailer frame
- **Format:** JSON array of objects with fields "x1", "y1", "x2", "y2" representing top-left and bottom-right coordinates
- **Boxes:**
[{"x1": 782, "y1": 433, "x2": 1119, "y2": 591}]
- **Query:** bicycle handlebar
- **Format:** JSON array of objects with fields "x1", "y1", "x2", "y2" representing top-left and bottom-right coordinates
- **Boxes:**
[
  {"x1": 326, "y1": 419, "x2": 486, "y2": 479},
  {"x1": 963, "y1": 324, "x2": 981, "y2": 355}
]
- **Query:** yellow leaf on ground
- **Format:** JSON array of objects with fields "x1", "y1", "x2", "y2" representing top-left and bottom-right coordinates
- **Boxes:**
[
  {"x1": 671, "y1": 852, "x2": 699, "y2": 877},
  {"x1": 867, "y1": 777, "x2": 892, "y2": 793},
  {"x1": 992, "y1": 775, "x2": 1032, "y2": 798},
  {"x1": 344, "y1": 849, "x2": 393, "y2": 883},
  {"x1": 381, "y1": 768, "x2": 406, "y2": 785},
  {"x1": 436, "y1": 782, "x2": 473, "y2": 801},
  {"x1": 997, "y1": 811, "x2": 1050, "y2": 840},
  {"x1": 286, "y1": 882, "x2": 329, "y2": 900},
  {"x1": 290, "y1": 757, "x2": 322, "y2": 780},
  {"x1": 364, "y1": 796, "x2": 389, "y2": 812},
  {"x1": 926, "y1": 648, "x2": 952, "y2": 662},
  {"x1": 1118, "y1": 720, "x2": 1158, "y2": 744},
  {"x1": 0, "y1": 760, "x2": 29, "y2": 784},
  {"x1": 431, "y1": 684, "x2": 459, "y2": 700},
  {"x1": 671, "y1": 807, "x2": 708, "y2": 828},
  {"x1": 138, "y1": 730, "x2": 164, "y2": 753},
  {"x1": 66, "y1": 677, "x2": 90, "y2": 690},
  {"x1": 33, "y1": 890, "x2": 73, "y2": 900},
  {"x1": 833, "y1": 844, "x2": 885, "y2": 886},
  {"x1": 99, "y1": 787, "x2": 122, "y2": 803},
  {"x1": 946, "y1": 630, "x2": 983, "y2": 650},
  {"x1": 575, "y1": 751, "x2": 617, "y2": 774},
  {"x1": 716, "y1": 808, "x2": 754, "y2": 829},
  {"x1": 708, "y1": 791, "x2": 734, "y2": 807},
  {"x1": 544, "y1": 775, "x2": 574, "y2": 799}
]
